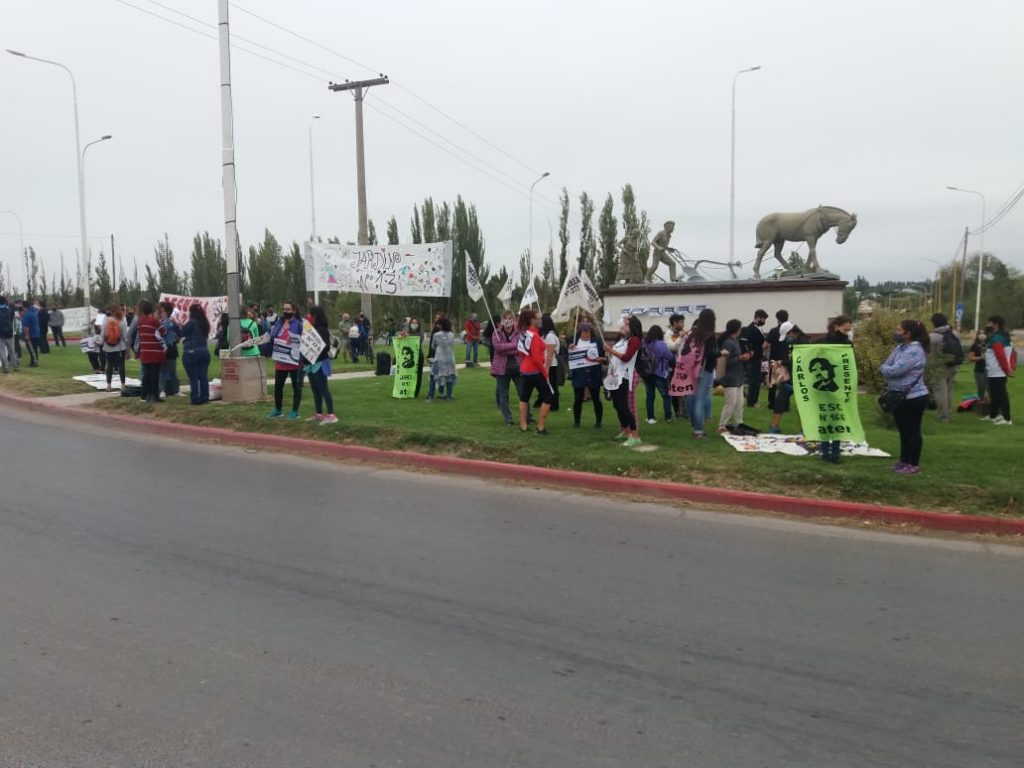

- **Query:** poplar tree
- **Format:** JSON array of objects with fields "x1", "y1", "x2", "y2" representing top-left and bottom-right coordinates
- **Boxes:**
[
  {"x1": 597, "y1": 193, "x2": 618, "y2": 290},
  {"x1": 558, "y1": 187, "x2": 570, "y2": 285}
]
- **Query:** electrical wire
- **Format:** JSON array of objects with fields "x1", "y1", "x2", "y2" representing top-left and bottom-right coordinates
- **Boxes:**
[{"x1": 969, "y1": 180, "x2": 1024, "y2": 236}]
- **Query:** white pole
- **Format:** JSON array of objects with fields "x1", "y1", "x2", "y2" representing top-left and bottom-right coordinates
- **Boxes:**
[
  {"x1": 945, "y1": 186, "x2": 987, "y2": 332},
  {"x1": 529, "y1": 172, "x2": 550, "y2": 279},
  {"x1": 218, "y1": 0, "x2": 241, "y2": 348},
  {"x1": 730, "y1": 66, "x2": 761, "y2": 267},
  {"x1": 309, "y1": 113, "x2": 320, "y2": 306}
]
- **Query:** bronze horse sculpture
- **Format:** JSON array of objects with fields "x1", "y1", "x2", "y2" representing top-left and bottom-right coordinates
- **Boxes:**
[{"x1": 752, "y1": 206, "x2": 857, "y2": 278}]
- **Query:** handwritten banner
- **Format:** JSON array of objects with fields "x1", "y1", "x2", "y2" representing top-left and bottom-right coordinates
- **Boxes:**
[
  {"x1": 159, "y1": 293, "x2": 228, "y2": 339},
  {"x1": 392, "y1": 336, "x2": 421, "y2": 398},
  {"x1": 792, "y1": 344, "x2": 865, "y2": 443},
  {"x1": 304, "y1": 241, "x2": 452, "y2": 297}
]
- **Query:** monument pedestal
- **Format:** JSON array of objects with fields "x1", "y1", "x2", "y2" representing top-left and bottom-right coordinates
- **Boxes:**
[
  {"x1": 604, "y1": 276, "x2": 847, "y2": 334},
  {"x1": 219, "y1": 354, "x2": 267, "y2": 402}
]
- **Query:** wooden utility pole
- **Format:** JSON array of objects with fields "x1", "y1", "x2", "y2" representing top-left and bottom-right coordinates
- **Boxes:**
[{"x1": 329, "y1": 75, "x2": 389, "y2": 320}]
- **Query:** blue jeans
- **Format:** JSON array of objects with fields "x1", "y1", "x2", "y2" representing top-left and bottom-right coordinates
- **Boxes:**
[
  {"x1": 161, "y1": 354, "x2": 180, "y2": 396},
  {"x1": 465, "y1": 340, "x2": 479, "y2": 365},
  {"x1": 685, "y1": 369, "x2": 715, "y2": 434},
  {"x1": 643, "y1": 374, "x2": 672, "y2": 420},
  {"x1": 182, "y1": 346, "x2": 211, "y2": 404}
]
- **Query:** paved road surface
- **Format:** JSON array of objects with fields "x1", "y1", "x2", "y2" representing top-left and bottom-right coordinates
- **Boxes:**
[{"x1": 1, "y1": 403, "x2": 1021, "y2": 767}]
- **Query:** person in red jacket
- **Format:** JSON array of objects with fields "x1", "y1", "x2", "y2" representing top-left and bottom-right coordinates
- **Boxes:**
[
  {"x1": 135, "y1": 299, "x2": 167, "y2": 403},
  {"x1": 464, "y1": 312, "x2": 481, "y2": 367},
  {"x1": 516, "y1": 308, "x2": 552, "y2": 435}
]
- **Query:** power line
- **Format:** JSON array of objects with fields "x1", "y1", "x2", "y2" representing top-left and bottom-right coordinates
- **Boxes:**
[{"x1": 969, "y1": 180, "x2": 1024, "y2": 236}]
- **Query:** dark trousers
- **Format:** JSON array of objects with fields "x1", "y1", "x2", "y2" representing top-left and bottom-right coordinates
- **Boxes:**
[
  {"x1": 105, "y1": 350, "x2": 126, "y2": 386},
  {"x1": 24, "y1": 337, "x2": 40, "y2": 366},
  {"x1": 274, "y1": 368, "x2": 303, "y2": 412},
  {"x1": 988, "y1": 377, "x2": 1011, "y2": 421},
  {"x1": 51, "y1": 326, "x2": 66, "y2": 346},
  {"x1": 894, "y1": 395, "x2": 928, "y2": 467},
  {"x1": 572, "y1": 383, "x2": 603, "y2": 426},
  {"x1": 38, "y1": 326, "x2": 50, "y2": 353},
  {"x1": 87, "y1": 351, "x2": 101, "y2": 371},
  {"x1": 535, "y1": 366, "x2": 560, "y2": 410},
  {"x1": 611, "y1": 380, "x2": 636, "y2": 431},
  {"x1": 746, "y1": 359, "x2": 764, "y2": 406},
  {"x1": 643, "y1": 374, "x2": 672, "y2": 420},
  {"x1": 307, "y1": 368, "x2": 334, "y2": 414},
  {"x1": 140, "y1": 362, "x2": 162, "y2": 401},
  {"x1": 161, "y1": 353, "x2": 180, "y2": 396}
]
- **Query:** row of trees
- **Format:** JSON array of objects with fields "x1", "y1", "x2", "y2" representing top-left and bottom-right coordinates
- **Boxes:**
[{"x1": 0, "y1": 182, "x2": 664, "y2": 323}]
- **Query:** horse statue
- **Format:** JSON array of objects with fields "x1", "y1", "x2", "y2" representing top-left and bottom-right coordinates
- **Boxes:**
[{"x1": 752, "y1": 206, "x2": 857, "y2": 278}]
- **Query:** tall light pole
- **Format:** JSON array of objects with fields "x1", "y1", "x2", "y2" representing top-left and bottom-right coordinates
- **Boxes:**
[
  {"x1": 945, "y1": 186, "x2": 986, "y2": 332},
  {"x1": 0, "y1": 210, "x2": 23, "y2": 291},
  {"x1": 730, "y1": 65, "x2": 762, "y2": 268},
  {"x1": 308, "y1": 114, "x2": 321, "y2": 305},
  {"x1": 920, "y1": 257, "x2": 942, "y2": 312},
  {"x1": 529, "y1": 171, "x2": 550, "y2": 278},
  {"x1": 7, "y1": 49, "x2": 90, "y2": 310},
  {"x1": 82, "y1": 134, "x2": 112, "y2": 305}
]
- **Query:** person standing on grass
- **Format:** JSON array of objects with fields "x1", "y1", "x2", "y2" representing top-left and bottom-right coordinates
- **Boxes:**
[
  {"x1": 642, "y1": 324, "x2": 675, "y2": 425},
  {"x1": 981, "y1": 314, "x2": 1014, "y2": 426},
  {"x1": 517, "y1": 308, "x2": 553, "y2": 435},
  {"x1": 490, "y1": 310, "x2": 529, "y2": 426},
  {"x1": 304, "y1": 306, "x2": 337, "y2": 425},
  {"x1": 767, "y1": 321, "x2": 809, "y2": 434},
  {"x1": 37, "y1": 301, "x2": 50, "y2": 354},
  {"x1": 742, "y1": 309, "x2": 769, "y2": 407},
  {"x1": 967, "y1": 330, "x2": 989, "y2": 404},
  {"x1": 157, "y1": 302, "x2": 181, "y2": 397},
  {"x1": 607, "y1": 314, "x2": 643, "y2": 446},
  {"x1": 49, "y1": 304, "x2": 66, "y2": 347},
  {"x1": 430, "y1": 317, "x2": 458, "y2": 401},
  {"x1": 666, "y1": 313, "x2": 687, "y2": 418},
  {"x1": 537, "y1": 314, "x2": 562, "y2": 412},
  {"x1": 0, "y1": 296, "x2": 17, "y2": 374},
  {"x1": 21, "y1": 301, "x2": 41, "y2": 368},
  {"x1": 178, "y1": 304, "x2": 211, "y2": 405},
  {"x1": 682, "y1": 308, "x2": 719, "y2": 439},
  {"x1": 136, "y1": 300, "x2": 167, "y2": 403},
  {"x1": 880, "y1": 319, "x2": 930, "y2": 475},
  {"x1": 464, "y1": 312, "x2": 481, "y2": 367},
  {"x1": 765, "y1": 309, "x2": 789, "y2": 410},
  {"x1": 927, "y1": 312, "x2": 961, "y2": 423},
  {"x1": 101, "y1": 306, "x2": 129, "y2": 392},
  {"x1": 237, "y1": 307, "x2": 262, "y2": 358},
  {"x1": 569, "y1": 320, "x2": 605, "y2": 428},
  {"x1": 267, "y1": 301, "x2": 304, "y2": 419},
  {"x1": 717, "y1": 319, "x2": 750, "y2": 433},
  {"x1": 819, "y1": 315, "x2": 853, "y2": 463},
  {"x1": 398, "y1": 316, "x2": 426, "y2": 398}
]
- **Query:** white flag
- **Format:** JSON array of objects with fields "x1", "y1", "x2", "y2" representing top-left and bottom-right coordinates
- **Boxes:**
[
  {"x1": 465, "y1": 254, "x2": 484, "y2": 302},
  {"x1": 519, "y1": 278, "x2": 539, "y2": 309},
  {"x1": 498, "y1": 273, "x2": 514, "y2": 309},
  {"x1": 580, "y1": 269, "x2": 603, "y2": 315},
  {"x1": 552, "y1": 263, "x2": 584, "y2": 322}
]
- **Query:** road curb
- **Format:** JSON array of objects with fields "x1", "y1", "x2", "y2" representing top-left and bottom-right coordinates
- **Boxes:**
[{"x1": 4, "y1": 389, "x2": 1023, "y2": 537}]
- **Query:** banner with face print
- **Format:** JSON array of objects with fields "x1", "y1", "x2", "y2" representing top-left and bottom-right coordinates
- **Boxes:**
[
  {"x1": 792, "y1": 344, "x2": 865, "y2": 443},
  {"x1": 392, "y1": 336, "x2": 421, "y2": 398}
]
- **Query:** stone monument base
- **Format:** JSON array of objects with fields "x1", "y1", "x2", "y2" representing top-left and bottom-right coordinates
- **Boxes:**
[{"x1": 604, "y1": 276, "x2": 847, "y2": 335}]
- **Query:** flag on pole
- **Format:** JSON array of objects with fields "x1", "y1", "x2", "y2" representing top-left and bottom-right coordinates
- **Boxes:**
[
  {"x1": 497, "y1": 271, "x2": 514, "y2": 309},
  {"x1": 519, "y1": 278, "x2": 539, "y2": 309},
  {"x1": 552, "y1": 262, "x2": 584, "y2": 321},
  {"x1": 465, "y1": 253, "x2": 484, "y2": 302},
  {"x1": 580, "y1": 269, "x2": 603, "y2": 315}
]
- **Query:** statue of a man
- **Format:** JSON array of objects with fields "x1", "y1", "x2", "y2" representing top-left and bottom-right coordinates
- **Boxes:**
[
  {"x1": 646, "y1": 221, "x2": 677, "y2": 282},
  {"x1": 615, "y1": 230, "x2": 645, "y2": 284}
]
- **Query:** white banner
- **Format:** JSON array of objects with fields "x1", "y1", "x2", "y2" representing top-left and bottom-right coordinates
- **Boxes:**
[
  {"x1": 300, "y1": 319, "x2": 326, "y2": 364},
  {"x1": 60, "y1": 306, "x2": 99, "y2": 333},
  {"x1": 466, "y1": 254, "x2": 484, "y2": 302},
  {"x1": 498, "y1": 273, "x2": 514, "y2": 309},
  {"x1": 552, "y1": 263, "x2": 584, "y2": 321},
  {"x1": 304, "y1": 241, "x2": 453, "y2": 297},
  {"x1": 159, "y1": 293, "x2": 228, "y2": 338},
  {"x1": 579, "y1": 270, "x2": 603, "y2": 315},
  {"x1": 519, "y1": 278, "x2": 539, "y2": 309}
]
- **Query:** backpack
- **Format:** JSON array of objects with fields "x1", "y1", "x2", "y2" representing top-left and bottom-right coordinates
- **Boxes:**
[
  {"x1": 104, "y1": 317, "x2": 122, "y2": 346},
  {"x1": 941, "y1": 328, "x2": 964, "y2": 367},
  {"x1": 634, "y1": 343, "x2": 653, "y2": 377}
]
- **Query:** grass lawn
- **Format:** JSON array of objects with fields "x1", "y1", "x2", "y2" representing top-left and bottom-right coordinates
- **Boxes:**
[{"x1": 65, "y1": 358, "x2": 1024, "y2": 519}]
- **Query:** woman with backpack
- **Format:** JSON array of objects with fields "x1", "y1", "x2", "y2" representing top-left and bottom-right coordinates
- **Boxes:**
[
  {"x1": 136, "y1": 300, "x2": 167, "y2": 403},
  {"x1": 641, "y1": 324, "x2": 675, "y2": 425},
  {"x1": 267, "y1": 300, "x2": 304, "y2": 419},
  {"x1": 179, "y1": 304, "x2": 211, "y2": 405},
  {"x1": 304, "y1": 305, "x2": 337, "y2": 424},
  {"x1": 880, "y1": 319, "x2": 930, "y2": 474},
  {"x1": 101, "y1": 306, "x2": 129, "y2": 392}
]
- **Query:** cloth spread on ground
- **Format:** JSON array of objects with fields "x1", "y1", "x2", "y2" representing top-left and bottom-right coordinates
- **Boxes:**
[{"x1": 721, "y1": 432, "x2": 890, "y2": 457}]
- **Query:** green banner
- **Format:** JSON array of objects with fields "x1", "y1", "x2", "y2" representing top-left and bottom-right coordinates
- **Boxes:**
[
  {"x1": 792, "y1": 344, "x2": 865, "y2": 443},
  {"x1": 392, "y1": 336, "x2": 421, "y2": 398}
]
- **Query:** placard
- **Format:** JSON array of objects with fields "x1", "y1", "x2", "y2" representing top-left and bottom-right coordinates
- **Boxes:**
[{"x1": 304, "y1": 241, "x2": 452, "y2": 296}]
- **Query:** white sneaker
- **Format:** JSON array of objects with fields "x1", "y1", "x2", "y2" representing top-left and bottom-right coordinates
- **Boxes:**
[
  {"x1": 995, "y1": 419, "x2": 1012, "y2": 426},
  {"x1": 646, "y1": 418, "x2": 657, "y2": 425},
  {"x1": 980, "y1": 415, "x2": 993, "y2": 421},
  {"x1": 992, "y1": 416, "x2": 1006, "y2": 425}
]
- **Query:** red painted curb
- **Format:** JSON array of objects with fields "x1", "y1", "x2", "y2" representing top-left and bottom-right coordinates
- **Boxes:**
[{"x1": 4, "y1": 389, "x2": 1023, "y2": 536}]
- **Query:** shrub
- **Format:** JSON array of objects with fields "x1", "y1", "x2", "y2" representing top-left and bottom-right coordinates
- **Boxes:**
[{"x1": 854, "y1": 310, "x2": 906, "y2": 395}]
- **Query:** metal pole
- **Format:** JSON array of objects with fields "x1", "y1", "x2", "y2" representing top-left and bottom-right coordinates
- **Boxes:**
[
  {"x1": 956, "y1": 226, "x2": 968, "y2": 329},
  {"x1": 973, "y1": 195, "x2": 986, "y2": 334},
  {"x1": 309, "y1": 114, "x2": 320, "y2": 306},
  {"x1": 730, "y1": 66, "x2": 761, "y2": 266},
  {"x1": 218, "y1": 0, "x2": 241, "y2": 350},
  {"x1": 529, "y1": 172, "x2": 550, "y2": 279}
]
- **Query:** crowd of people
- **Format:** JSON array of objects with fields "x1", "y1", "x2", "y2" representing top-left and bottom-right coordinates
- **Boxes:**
[{"x1": 0, "y1": 296, "x2": 67, "y2": 373}]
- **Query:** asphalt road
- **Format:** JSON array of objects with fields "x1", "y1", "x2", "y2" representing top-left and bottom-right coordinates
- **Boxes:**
[{"x1": 1, "y1": 403, "x2": 1022, "y2": 767}]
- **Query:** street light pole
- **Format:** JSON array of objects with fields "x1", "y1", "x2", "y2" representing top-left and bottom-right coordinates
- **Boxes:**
[
  {"x1": 6, "y1": 49, "x2": 90, "y2": 311},
  {"x1": 945, "y1": 186, "x2": 986, "y2": 332},
  {"x1": 529, "y1": 172, "x2": 550, "y2": 278},
  {"x1": 730, "y1": 66, "x2": 761, "y2": 268},
  {"x1": 0, "y1": 210, "x2": 23, "y2": 292},
  {"x1": 309, "y1": 114, "x2": 321, "y2": 306}
]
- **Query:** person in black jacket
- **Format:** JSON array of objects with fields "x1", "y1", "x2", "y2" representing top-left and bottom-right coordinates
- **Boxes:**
[
  {"x1": 765, "y1": 309, "x2": 789, "y2": 409},
  {"x1": 37, "y1": 300, "x2": 51, "y2": 354},
  {"x1": 767, "y1": 321, "x2": 809, "y2": 434},
  {"x1": 742, "y1": 309, "x2": 769, "y2": 407}
]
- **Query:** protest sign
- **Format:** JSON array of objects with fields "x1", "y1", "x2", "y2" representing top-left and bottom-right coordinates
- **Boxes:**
[
  {"x1": 792, "y1": 344, "x2": 865, "y2": 443},
  {"x1": 159, "y1": 293, "x2": 228, "y2": 339},
  {"x1": 304, "y1": 241, "x2": 453, "y2": 297},
  {"x1": 519, "y1": 279, "x2": 539, "y2": 309},
  {"x1": 300, "y1": 319, "x2": 326, "y2": 364},
  {"x1": 392, "y1": 336, "x2": 421, "y2": 398},
  {"x1": 568, "y1": 340, "x2": 601, "y2": 370}
]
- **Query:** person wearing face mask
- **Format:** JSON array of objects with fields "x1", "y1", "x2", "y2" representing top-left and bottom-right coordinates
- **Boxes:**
[
  {"x1": 981, "y1": 314, "x2": 1013, "y2": 425},
  {"x1": 399, "y1": 317, "x2": 425, "y2": 398},
  {"x1": 267, "y1": 301, "x2": 305, "y2": 419},
  {"x1": 766, "y1": 320, "x2": 809, "y2": 434},
  {"x1": 743, "y1": 309, "x2": 769, "y2": 407},
  {"x1": 21, "y1": 301, "x2": 41, "y2": 368},
  {"x1": 880, "y1": 319, "x2": 931, "y2": 474},
  {"x1": 490, "y1": 310, "x2": 530, "y2": 426},
  {"x1": 606, "y1": 314, "x2": 644, "y2": 446},
  {"x1": 464, "y1": 312, "x2": 481, "y2": 367},
  {"x1": 819, "y1": 315, "x2": 854, "y2": 462},
  {"x1": 967, "y1": 330, "x2": 989, "y2": 404},
  {"x1": 926, "y1": 312, "x2": 962, "y2": 423},
  {"x1": 569, "y1": 319, "x2": 605, "y2": 428},
  {"x1": 665, "y1": 314, "x2": 687, "y2": 417},
  {"x1": 516, "y1": 308, "x2": 553, "y2": 434}
]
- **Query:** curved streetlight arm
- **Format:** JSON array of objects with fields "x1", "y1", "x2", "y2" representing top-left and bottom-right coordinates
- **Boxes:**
[
  {"x1": 528, "y1": 172, "x2": 550, "y2": 279},
  {"x1": 945, "y1": 185, "x2": 987, "y2": 331}
]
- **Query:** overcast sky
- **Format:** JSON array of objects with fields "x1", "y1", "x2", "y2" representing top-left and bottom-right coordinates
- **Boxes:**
[{"x1": 2, "y1": 0, "x2": 1022, "y2": 294}]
